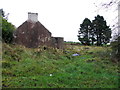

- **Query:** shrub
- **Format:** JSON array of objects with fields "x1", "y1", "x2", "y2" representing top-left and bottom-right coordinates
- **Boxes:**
[
  {"x1": 2, "y1": 18, "x2": 15, "y2": 43},
  {"x1": 111, "y1": 36, "x2": 120, "y2": 62}
]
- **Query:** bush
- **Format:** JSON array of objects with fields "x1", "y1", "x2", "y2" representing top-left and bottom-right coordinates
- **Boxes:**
[
  {"x1": 111, "y1": 36, "x2": 120, "y2": 62},
  {"x1": 2, "y1": 18, "x2": 15, "y2": 43}
]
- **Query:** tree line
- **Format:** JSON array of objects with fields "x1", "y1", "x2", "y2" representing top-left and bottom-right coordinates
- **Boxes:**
[{"x1": 78, "y1": 15, "x2": 111, "y2": 46}]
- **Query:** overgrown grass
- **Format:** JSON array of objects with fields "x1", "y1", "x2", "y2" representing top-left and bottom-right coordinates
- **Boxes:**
[{"x1": 2, "y1": 43, "x2": 119, "y2": 88}]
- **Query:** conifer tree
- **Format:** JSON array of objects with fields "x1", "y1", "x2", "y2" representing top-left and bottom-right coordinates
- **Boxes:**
[
  {"x1": 92, "y1": 15, "x2": 111, "y2": 46},
  {"x1": 78, "y1": 18, "x2": 92, "y2": 45}
]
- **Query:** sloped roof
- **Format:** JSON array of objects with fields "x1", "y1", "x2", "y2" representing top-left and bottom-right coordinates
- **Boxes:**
[{"x1": 16, "y1": 21, "x2": 51, "y2": 35}]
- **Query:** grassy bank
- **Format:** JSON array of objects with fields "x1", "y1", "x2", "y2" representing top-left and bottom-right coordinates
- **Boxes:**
[{"x1": 2, "y1": 43, "x2": 119, "y2": 88}]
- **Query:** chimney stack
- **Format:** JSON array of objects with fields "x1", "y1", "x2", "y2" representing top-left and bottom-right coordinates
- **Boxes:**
[{"x1": 27, "y1": 12, "x2": 38, "y2": 23}]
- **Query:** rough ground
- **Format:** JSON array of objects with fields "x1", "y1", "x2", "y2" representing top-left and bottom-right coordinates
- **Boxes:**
[{"x1": 2, "y1": 43, "x2": 119, "y2": 88}]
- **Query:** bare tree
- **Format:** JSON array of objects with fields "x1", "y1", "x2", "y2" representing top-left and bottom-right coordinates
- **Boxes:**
[{"x1": 94, "y1": 0, "x2": 119, "y2": 40}]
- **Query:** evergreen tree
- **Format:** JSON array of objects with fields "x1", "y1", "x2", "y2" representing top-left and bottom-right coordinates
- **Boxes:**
[
  {"x1": 78, "y1": 15, "x2": 111, "y2": 46},
  {"x1": 92, "y1": 15, "x2": 111, "y2": 46},
  {"x1": 78, "y1": 18, "x2": 92, "y2": 45}
]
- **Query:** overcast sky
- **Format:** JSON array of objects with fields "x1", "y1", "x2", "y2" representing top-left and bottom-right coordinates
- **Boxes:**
[{"x1": 1, "y1": 0, "x2": 118, "y2": 42}]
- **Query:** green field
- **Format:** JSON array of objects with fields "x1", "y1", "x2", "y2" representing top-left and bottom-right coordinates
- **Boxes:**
[{"x1": 2, "y1": 43, "x2": 119, "y2": 88}]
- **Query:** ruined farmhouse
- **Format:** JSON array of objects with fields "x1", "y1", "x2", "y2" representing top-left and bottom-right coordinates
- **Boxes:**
[{"x1": 13, "y1": 12, "x2": 64, "y2": 49}]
